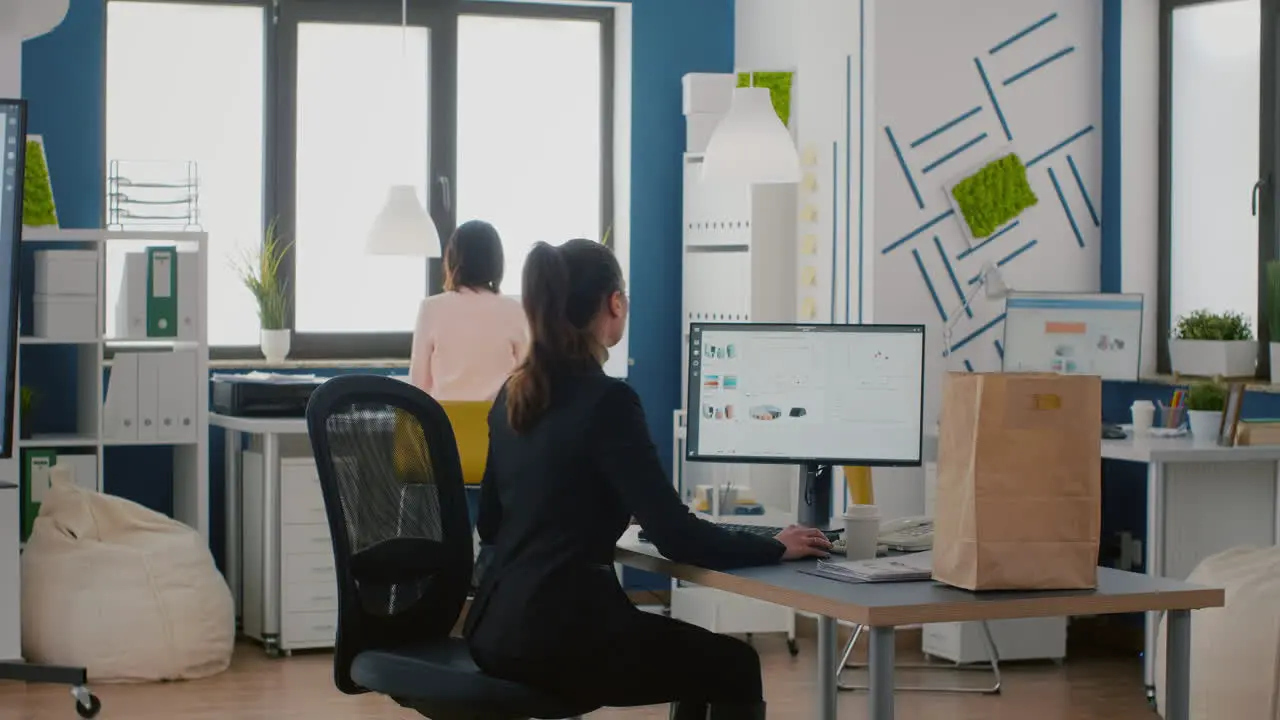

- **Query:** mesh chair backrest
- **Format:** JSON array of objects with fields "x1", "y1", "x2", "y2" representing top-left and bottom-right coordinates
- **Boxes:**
[{"x1": 306, "y1": 375, "x2": 472, "y2": 695}]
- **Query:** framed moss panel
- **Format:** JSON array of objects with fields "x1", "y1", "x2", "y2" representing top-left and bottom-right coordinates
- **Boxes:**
[
  {"x1": 946, "y1": 151, "x2": 1037, "y2": 241},
  {"x1": 23, "y1": 135, "x2": 58, "y2": 228},
  {"x1": 737, "y1": 71, "x2": 793, "y2": 127}
]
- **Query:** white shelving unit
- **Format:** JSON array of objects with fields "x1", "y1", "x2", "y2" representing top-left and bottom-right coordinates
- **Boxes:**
[
  {"x1": 3, "y1": 227, "x2": 210, "y2": 539},
  {"x1": 672, "y1": 146, "x2": 802, "y2": 646}
]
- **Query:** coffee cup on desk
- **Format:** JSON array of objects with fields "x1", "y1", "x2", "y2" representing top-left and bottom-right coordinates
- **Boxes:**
[
  {"x1": 842, "y1": 504, "x2": 881, "y2": 560},
  {"x1": 1131, "y1": 400, "x2": 1155, "y2": 436}
]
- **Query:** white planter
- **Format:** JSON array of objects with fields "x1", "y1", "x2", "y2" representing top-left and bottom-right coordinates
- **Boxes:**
[
  {"x1": 1169, "y1": 339, "x2": 1257, "y2": 377},
  {"x1": 1187, "y1": 410, "x2": 1223, "y2": 444},
  {"x1": 1271, "y1": 343, "x2": 1280, "y2": 384},
  {"x1": 260, "y1": 329, "x2": 291, "y2": 364}
]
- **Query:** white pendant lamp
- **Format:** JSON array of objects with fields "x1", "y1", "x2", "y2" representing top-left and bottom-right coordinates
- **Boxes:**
[
  {"x1": 0, "y1": 0, "x2": 70, "y2": 40},
  {"x1": 366, "y1": 185, "x2": 440, "y2": 257},
  {"x1": 365, "y1": 0, "x2": 441, "y2": 258},
  {"x1": 702, "y1": 85, "x2": 801, "y2": 185}
]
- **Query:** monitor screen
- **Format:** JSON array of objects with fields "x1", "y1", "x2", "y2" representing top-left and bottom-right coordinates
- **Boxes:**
[
  {"x1": 1001, "y1": 292, "x2": 1144, "y2": 382},
  {"x1": 0, "y1": 100, "x2": 25, "y2": 459},
  {"x1": 685, "y1": 323, "x2": 926, "y2": 467}
]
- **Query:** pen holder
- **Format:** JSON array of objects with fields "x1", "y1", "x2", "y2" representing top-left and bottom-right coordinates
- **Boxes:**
[{"x1": 1157, "y1": 403, "x2": 1187, "y2": 429}]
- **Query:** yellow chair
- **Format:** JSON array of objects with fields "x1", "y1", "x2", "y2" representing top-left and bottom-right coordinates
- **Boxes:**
[
  {"x1": 440, "y1": 401, "x2": 492, "y2": 486},
  {"x1": 843, "y1": 466, "x2": 874, "y2": 505}
]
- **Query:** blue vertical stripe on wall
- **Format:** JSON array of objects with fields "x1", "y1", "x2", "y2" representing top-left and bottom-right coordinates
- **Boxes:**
[{"x1": 1100, "y1": 0, "x2": 1122, "y2": 293}]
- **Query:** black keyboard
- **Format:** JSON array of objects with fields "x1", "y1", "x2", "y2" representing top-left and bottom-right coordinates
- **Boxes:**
[{"x1": 639, "y1": 524, "x2": 842, "y2": 544}]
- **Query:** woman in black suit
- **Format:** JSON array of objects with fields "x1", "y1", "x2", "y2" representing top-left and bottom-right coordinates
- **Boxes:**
[{"x1": 464, "y1": 239, "x2": 831, "y2": 719}]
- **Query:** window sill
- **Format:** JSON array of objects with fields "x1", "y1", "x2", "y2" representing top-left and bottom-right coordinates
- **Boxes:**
[
  {"x1": 1127, "y1": 375, "x2": 1280, "y2": 395},
  {"x1": 209, "y1": 358, "x2": 409, "y2": 371}
]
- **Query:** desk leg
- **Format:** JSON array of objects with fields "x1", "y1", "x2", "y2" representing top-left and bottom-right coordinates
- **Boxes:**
[
  {"x1": 1143, "y1": 460, "x2": 1165, "y2": 697},
  {"x1": 1164, "y1": 609, "x2": 1191, "y2": 720},
  {"x1": 816, "y1": 616, "x2": 838, "y2": 720},
  {"x1": 224, "y1": 429, "x2": 242, "y2": 624},
  {"x1": 867, "y1": 626, "x2": 895, "y2": 720},
  {"x1": 262, "y1": 433, "x2": 281, "y2": 650}
]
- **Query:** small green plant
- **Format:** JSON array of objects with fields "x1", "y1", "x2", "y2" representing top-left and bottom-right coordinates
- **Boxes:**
[
  {"x1": 1186, "y1": 381, "x2": 1227, "y2": 412},
  {"x1": 601, "y1": 226, "x2": 613, "y2": 251},
  {"x1": 233, "y1": 219, "x2": 292, "y2": 331},
  {"x1": 1174, "y1": 309, "x2": 1254, "y2": 341},
  {"x1": 1266, "y1": 261, "x2": 1280, "y2": 340},
  {"x1": 951, "y1": 153, "x2": 1038, "y2": 239}
]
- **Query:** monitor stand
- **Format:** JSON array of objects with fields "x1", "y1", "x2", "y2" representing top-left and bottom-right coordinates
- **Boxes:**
[{"x1": 796, "y1": 462, "x2": 834, "y2": 529}]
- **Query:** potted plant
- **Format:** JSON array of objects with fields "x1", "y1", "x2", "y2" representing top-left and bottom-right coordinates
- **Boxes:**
[
  {"x1": 1185, "y1": 381, "x2": 1227, "y2": 442},
  {"x1": 19, "y1": 386, "x2": 34, "y2": 440},
  {"x1": 234, "y1": 221, "x2": 292, "y2": 363},
  {"x1": 1267, "y1": 260, "x2": 1280, "y2": 382},
  {"x1": 1169, "y1": 309, "x2": 1257, "y2": 377}
]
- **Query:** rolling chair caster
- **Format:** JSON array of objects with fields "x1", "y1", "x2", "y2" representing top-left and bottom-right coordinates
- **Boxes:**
[
  {"x1": 787, "y1": 638, "x2": 799, "y2": 656},
  {"x1": 71, "y1": 685, "x2": 101, "y2": 718}
]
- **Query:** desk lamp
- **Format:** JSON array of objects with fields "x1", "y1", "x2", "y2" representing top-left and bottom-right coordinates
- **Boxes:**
[{"x1": 942, "y1": 260, "x2": 1009, "y2": 360}]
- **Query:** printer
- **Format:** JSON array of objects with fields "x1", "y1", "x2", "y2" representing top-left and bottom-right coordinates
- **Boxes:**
[{"x1": 211, "y1": 372, "x2": 324, "y2": 418}]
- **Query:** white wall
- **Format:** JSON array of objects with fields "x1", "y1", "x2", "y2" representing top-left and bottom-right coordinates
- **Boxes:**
[
  {"x1": 1122, "y1": 0, "x2": 1159, "y2": 376},
  {"x1": 0, "y1": 38, "x2": 18, "y2": 98}
]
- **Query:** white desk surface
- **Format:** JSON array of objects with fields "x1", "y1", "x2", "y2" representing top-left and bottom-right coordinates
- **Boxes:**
[
  {"x1": 924, "y1": 430, "x2": 1280, "y2": 465},
  {"x1": 208, "y1": 413, "x2": 307, "y2": 434}
]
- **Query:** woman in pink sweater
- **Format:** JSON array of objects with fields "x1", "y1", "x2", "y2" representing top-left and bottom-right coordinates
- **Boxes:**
[{"x1": 409, "y1": 221, "x2": 529, "y2": 401}]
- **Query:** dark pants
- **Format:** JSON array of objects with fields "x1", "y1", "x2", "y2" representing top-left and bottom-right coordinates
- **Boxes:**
[{"x1": 472, "y1": 610, "x2": 764, "y2": 709}]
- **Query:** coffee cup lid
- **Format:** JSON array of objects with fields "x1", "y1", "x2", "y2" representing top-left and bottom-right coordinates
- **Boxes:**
[
  {"x1": 1132, "y1": 400, "x2": 1155, "y2": 409},
  {"x1": 844, "y1": 504, "x2": 880, "y2": 519}
]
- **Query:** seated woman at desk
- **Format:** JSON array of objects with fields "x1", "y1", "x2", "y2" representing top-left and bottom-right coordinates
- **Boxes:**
[
  {"x1": 409, "y1": 220, "x2": 528, "y2": 401},
  {"x1": 465, "y1": 239, "x2": 831, "y2": 720}
]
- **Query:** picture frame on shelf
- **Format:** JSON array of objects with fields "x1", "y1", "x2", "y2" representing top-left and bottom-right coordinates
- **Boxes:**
[{"x1": 1219, "y1": 382, "x2": 1246, "y2": 447}]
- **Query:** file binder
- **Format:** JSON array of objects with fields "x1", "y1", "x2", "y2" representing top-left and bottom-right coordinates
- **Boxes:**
[
  {"x1": 146, "y1": 246, "x2": 178, "y2": 338},
  {"x1": 136, "y1": 353, "x2": 161, "y2": 441},
  {"x1": 21, "y1": 449, "x2": 55, "y2": 540},
  {"x1": 177, "y1": 252, "x2": 197, "y2": 340},
  {"x1": 117, "y1": 253, "x2": 146, "y2": 339},
  {"x1": 103, "y1": 352, "x2": 140, "y2": 441},
  {"x1": 157, "y1": 351, "x2": 197, "y2": 442}
]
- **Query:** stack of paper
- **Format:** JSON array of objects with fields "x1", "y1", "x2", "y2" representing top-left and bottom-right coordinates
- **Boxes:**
[{"x1": 808, "y1": 552, "x2": 934, "y2": 583}]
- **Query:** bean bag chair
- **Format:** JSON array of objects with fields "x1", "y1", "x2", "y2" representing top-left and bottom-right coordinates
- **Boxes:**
[
  {"x1": 1155, "y1": 546, "x2": 1280, "y2": 719},
  {"x1": 21, "y1": 477, "x2": 234, "y2": 682}
]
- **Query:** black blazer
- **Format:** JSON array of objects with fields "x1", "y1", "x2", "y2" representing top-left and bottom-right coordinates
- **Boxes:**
[{"x1": 464, "y1": 364, "x2": 784, "y2": 660}]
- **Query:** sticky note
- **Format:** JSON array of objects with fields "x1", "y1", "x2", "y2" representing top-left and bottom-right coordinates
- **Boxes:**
[
  {"x1": 801, "y1": 205, "x2": 819, "y2": 222},
  {"x1": 801, "y1": 266, "x2": 818, "y2": 286},
  {"x1": 800, "y1": 234, "x2": 818, "y2": 255},
  {"x1": 801, "y1": 146, "x2": 818, "y2": 167},
  {"x1": 801, "y1": 174, "x2": 818, "y2": 192},
  {"x1": 801, "y1": 297, "x2": 818, "y2": 319}
]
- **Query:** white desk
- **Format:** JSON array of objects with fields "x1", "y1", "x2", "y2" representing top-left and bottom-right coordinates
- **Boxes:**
[{"x1": 926, "y1": 430, "x2": 1280, "y2": 694}]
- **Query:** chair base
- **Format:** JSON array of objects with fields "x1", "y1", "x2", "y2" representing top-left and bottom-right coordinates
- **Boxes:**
[
  {"x1": 834, "y1": 622, "x2": 1002, "y2": 695},
  {"x1": 396, "y1": 696, "x2": 588, "y2": 720}
]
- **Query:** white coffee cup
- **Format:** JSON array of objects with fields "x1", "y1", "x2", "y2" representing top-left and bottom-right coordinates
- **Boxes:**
[
  {"x1": 1131, "y1": 400, "x2": 1155, "y2": 436},
  {"x1": 843, "y1": 504, "x2": 881, "y2": 560}
]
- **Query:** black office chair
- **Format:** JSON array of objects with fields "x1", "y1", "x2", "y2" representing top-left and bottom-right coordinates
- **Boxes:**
[{"x1": 305, "y1": 374, "x2": 596, "y2": 720}]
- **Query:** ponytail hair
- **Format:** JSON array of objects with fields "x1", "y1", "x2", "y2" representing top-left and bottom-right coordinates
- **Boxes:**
[{"x1": 506, "y1": 239, "x2": 623, "y2": 433}]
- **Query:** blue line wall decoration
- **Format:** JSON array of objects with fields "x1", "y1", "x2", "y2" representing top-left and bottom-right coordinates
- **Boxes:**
[
  {"x1": 1026, "y1": 125, "x2": 1095, "y2": 168},
  {"x1": 994, "y1": 339, "x2": 1005, "y2": 359},
  {"x1": 911, "y1": 106, "x2": 983, "y2": 148},
  {"x1": 932, "y1": 235, "x2": 971, "y2": 318},
  {"x1": 974, "y1": 58, "x2": 1013, "y2": 142},
  {"x1": 885, "y1": 126, "x2": 924, "y2": 210},
  {"x1": 1048, "y1": 166, "x2": 1086, "y2": 248},
  {"x1": 1003, "y1": 46, "x2": 1075, "y2": 86},
  {"x1": 846, "y1": 54, "x2": 854, "y2": 322},
  {"x1": 963, "y1": 359, "x2": 975, "y2": 372},
  {"x1": 947, "y1": 312, "x2": 1008, "y2": 355},
  {"x1": 968, "y1": 238, "x2": 1039, "y2": 283},
  {"x1": 957, "y1": 220, "x2": 1019, "y2": 260},
  {"x1": 912, "y1": 248, "x2": 948, "y2": 322},
  {"x1": 883, "y1": 208, "x2": 955, "y2": 255},
  {"x1": 831, "y1": 141, "x2": 839, "y2": 321},
  {"x1": 989, "y1": 12, "x2": 1059, "y2": 54},
  {"x1": 921, "y1": 132, "x2": 988, "y2": 174},
  {"x1": 1067, "y1": 154, "x2": 1100, "y2": 227}
]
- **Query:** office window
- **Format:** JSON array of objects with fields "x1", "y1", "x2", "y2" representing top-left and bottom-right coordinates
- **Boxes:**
[
  {"x1": 1159, "y1": 0, "x2": 1279, "y2": 373},
  {"x1": 456, "y1": 14, "x2": 604, "y2": 296},
  {"x1": 105, "y1": 1, "x2": 265, "y2": 347},
  {"x1": 293, "y1": 23, "x2": 429, "y2": 334}
]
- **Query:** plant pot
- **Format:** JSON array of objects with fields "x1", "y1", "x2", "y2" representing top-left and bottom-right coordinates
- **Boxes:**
[
  {"x1": 1271, "y1": 342, "x2": 1280, "y2": 384},
  {"x1": 1169, "y1": 339, "x2": 1257, "y2": 377},
  {"x1": 260, "y1": 329, "x2": 291, "y2": 364},
  {"x1": 1187, "y1": 410, "x2": 1223, "y2": 443}
]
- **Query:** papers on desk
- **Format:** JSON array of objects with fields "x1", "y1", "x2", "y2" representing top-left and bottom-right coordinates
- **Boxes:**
[
  {"x1": 805, "y1": 552, "x2": 933, "y2": 583},
  {"x1": 210, "y1": 371, "x2": 322, "y2": 385}
]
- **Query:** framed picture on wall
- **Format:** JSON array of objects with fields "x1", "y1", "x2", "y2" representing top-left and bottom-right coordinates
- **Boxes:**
[{"x1": 1219, "y1": 383, "x2": 1246, "y2": 447}]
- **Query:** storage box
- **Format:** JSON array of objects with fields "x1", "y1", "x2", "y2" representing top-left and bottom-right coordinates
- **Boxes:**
[
  {"x1": 34, "y1": 250, "x2": 97, "y2": 297},
  {"x1": 32, "y1": 294, "x2": 97, "y2": 339},
  {"x1": 682, "y1": 72, "x2": 735, "y2": 116},
  {"x1": 1169, "y1": 339, "x2": 1258, "y2": 378}
]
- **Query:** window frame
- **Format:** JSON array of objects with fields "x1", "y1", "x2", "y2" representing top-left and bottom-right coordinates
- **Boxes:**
[
  {"x1": 1157, "y1": 0, "x2": 1280, "y2": 376},
  {"x1": 105, "y1": 0, "x2": 616, "y2": 361}
]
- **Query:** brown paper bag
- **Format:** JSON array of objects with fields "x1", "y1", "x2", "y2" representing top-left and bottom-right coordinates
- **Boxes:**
[{"x1": 931, "y1": 372, "x2": 1102, "y2": 591}]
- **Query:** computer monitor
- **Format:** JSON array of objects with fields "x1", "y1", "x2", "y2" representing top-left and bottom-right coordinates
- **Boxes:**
[
  {"x1": 1001, "y1": 292, "x2": 1144, "y2": 381},
  {"x1": 686, "y1": 323, "x2": 926, "y2": 527},
  {"x1": 0, "y1": 100, "x2": 26, "y2": 460}
]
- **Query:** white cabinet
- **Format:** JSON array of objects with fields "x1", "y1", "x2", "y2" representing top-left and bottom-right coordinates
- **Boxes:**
[{"x1": 241, "y1": 452, "x2": 337, "y2": 655}]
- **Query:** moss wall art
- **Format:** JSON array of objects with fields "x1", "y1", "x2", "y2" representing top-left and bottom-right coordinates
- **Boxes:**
[
  {"x1": 950, "y1": 153, "x2": 1037, "y2": 239},
  {"x1": 23, "y1": 138, "x2": 58, "y2": 227}
]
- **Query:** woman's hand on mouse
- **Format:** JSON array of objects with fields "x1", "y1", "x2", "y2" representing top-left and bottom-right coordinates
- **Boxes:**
[{"x1": 775, "y1": 525, "x2": 832, "y2": 560}]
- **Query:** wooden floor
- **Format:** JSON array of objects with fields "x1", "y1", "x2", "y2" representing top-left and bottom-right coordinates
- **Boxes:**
[{"x1": 0, "y1": 634, "x2": 1160, "y2": 720}]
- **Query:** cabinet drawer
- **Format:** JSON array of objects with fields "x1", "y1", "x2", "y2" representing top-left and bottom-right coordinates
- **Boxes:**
[
  {"x1": 284, "y1": 552, "x2": 336, "y2": 585},
  {"x1": 283, "y1": 610, "x2": 338, "y2": 645},
  {"x1": 282, "y1": 462, "x2": 326, "y2": 525},
  {"x1": 284, "y1": 580, "x2": 339, "y2": 613},
  {"x1": 283, "y1": 523, "x2": 332, "y2": 556}
]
